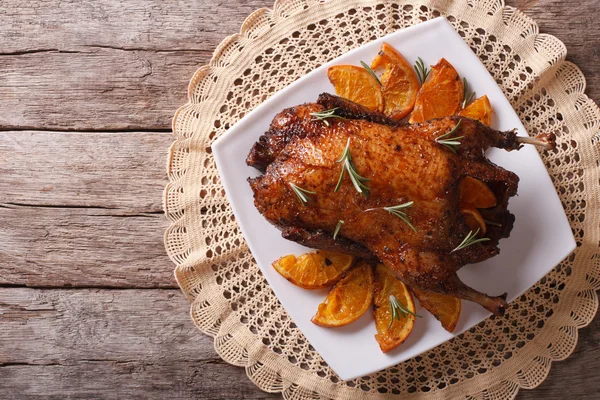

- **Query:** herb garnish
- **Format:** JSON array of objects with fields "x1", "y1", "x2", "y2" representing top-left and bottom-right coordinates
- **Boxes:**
[
  {"x1": 289, "y1": 183, "x2": 316, "y2": 205},
  {"x1": 451, "y1": 228, "x2": 490, "y2": 253},
  {"x1": 333, "y1": 220, "x2": 344, "y2": 240},
  {"x1": 388, "y1": 294, "x2": 421, "y2": 330},
  {"x1": 335, "y1": 138, "x2": 370, "y2": 196},
  {"x1": 310, "y1": 108, "x2": 346, "y2": 126},
  {"x1": 383, "y1": 201, "x2": 417, "y2": 232},
  {"x1": 435, "y1": 119, "x2": 464, "y2": 153},
  {"x1": 360, "y1": 61, "x2": 382, "y2": 86},
  {"x1": 414, "y1": 57, "x2": 430, "y2": 84},
  {"x1": 462, "y1": 77, "x2": 476, "y2": 108},
  {"x1": 484, "y1": 219, "x2": 502, "y2": 227}
]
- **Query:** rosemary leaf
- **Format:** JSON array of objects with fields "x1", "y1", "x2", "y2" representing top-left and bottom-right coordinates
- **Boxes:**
[
  {"x1": 388, "y1": 294, "x2": 421, "y2": 330},
  {"x1": 360, "y1": 61, "x2": 382, "y2": 86},
  {"x1": 289, "y1": 182, "x2": 316, "y2": 206},
  {"x1": 484, "y1": 219, "x2": 503, "y2": 227},
  {"x1": 413, "y1": 57, "x2": 430, "y2": 85},
  {"x1": 451, "y1": 228, "x2": 490, "y2": 253},
  {"x1": 333, "y1": 220, "x2": 344, "y2": 240},
  {"x1": 435, "y1": 119, "x2": 464, "y2": 153},
  {"x1": 462, "y1": 77, "x2": 476, "y2": 108},
  {"x1": 383, "y1": 201, "x2": 417, "y2": 232},
  {"x1": 310, "y1": 108, "x2": 346, "y2": 126},
  {"x1": 334, "y1": 138, "x2": 370, "y2": 196}
]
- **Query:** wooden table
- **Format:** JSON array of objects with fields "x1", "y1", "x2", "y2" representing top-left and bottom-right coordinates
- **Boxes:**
[{"x1": 1, "y1": 1, "x2": 598, "y2": 398}]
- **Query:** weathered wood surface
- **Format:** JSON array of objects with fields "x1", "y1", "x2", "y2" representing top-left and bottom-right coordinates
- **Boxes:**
[
  {"x1": 0, "y1": 0, "x2": 260, "y2": 131},
  {"x1": 0, "y1": 288, "x2": 279, "y2": 399},
  {"x1": 0, "y1": 0, "x2": 598, "y2": 399},
  {"x1": 1, "y1": 131, "x2": 169, "y2": 210},
  {"x1": 0, "y1": 131, "x2": 176, "y2": 288}
]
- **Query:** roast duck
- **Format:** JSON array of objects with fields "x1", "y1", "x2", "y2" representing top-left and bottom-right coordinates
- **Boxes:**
[{"x1": 247, "y1": 93, "x2": 555, "y2": 316}]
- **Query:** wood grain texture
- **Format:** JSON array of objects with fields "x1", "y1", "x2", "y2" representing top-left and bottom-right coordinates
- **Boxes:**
[
  {"x1": 1, "y1": 0, "x2": 598, "y2": 398},
  {"x1": 0, "y1": 1, "x2": 262, "y2": 53},
  {"x1": 0, "y1": 131, "x2": 176, "y2": 288},
  {"x1": 0, "y1": 50, "x2": 204, "y2": 131},
  {"x1": 1, "y1": 131, "x2": 170, "y2": 210},
  {"x1": 0, "y1": 205, "x2": 173, "y2": 288},
  {"x1": 0, "y1": 0, "x2": 264, "y2": 131},
  {"x1": 0, "y1": 288, "x2": 278, "y2": 399}
]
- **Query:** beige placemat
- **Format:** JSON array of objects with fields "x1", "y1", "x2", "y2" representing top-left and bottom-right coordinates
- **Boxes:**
[{"x1": 164, "y1": 0, "x2": 600, "y2": 398}]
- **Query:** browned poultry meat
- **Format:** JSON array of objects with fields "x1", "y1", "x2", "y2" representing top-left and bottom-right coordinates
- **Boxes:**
[{"x1": 247, "y1": 93, "x2": 555, "y2": 316}]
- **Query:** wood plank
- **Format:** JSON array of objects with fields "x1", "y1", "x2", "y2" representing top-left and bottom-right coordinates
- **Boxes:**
[
  {"x1": 0, "y1": 362, "x2": 279, "y2": 400},
  {"x1": 0, "y1": 288, "x2": 278, "y2": 399},
  {"x1": 0, "y1": 131, "x2": 171, "y2": 210},
  {"x1": 0, "y1": 0, "x2": 272, "y2": 131},
  {"x1": 0, "y1": 1, "x2": 266, "y2": 53},
  {"x1": 0, "y1": 131, "x2": 175, "y2": 288},
  {"x1": 0, "y1": 206, "x2": 173, "y2": 288},
  {"x1": 0, "y1": 288, "x2": 205, "y2": 363},
  {"x1": 0, "y1": 50, "x2": 205, "y2": 131}
]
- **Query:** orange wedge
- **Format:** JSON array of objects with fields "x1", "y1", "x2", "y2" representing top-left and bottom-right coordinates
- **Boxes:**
[
  {"x1": 411, "y1": 287, "x2": 461, "y2": 333},
  {"x1": 373, "y1": 264, "x2": 416, "y2": 352},
  {"x1": 370, "y1": 43, "x2": 420, "y2": 120},
  {"x1": 272, "y1": 251, "x2": 354, "y2": 290},
  {"x1": 459, "y1": 176, "x2": 497, "y2": 209},
  {"x1": 312, "y1": 261, "x2": 374, "y2": 327},
  {"x1": 328, "y1": 65, "x2": 384, "y2": 112},
  {"x1": 460, "y1": 207, "x2": 487, "y2": 235},
  {"x1": 409, "y1": 58, "x2": 464, "y2": 123},
  {"x1": 458, "y1": 95, "x2": 493, "y2": 126}
]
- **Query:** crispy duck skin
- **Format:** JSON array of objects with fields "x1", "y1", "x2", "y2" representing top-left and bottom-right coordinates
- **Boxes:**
[
  {"x1": 247, "y1": 94, "x2": 553, "y2": 316},
  {"x1": 246, "y1": 94, "x2": 403, "y2": 173},
  {"x1": 281, "y1": 227, "x2": 378, "y2": 263}
]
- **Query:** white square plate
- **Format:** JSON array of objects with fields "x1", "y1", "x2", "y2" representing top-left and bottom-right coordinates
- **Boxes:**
[{"x1": 212, "y1": 17, "x2": 575, "y2": 381}]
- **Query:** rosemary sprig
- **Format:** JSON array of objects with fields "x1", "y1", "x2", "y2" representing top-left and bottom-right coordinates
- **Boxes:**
[
  {"x1": 388, "y1": 294, "x2": 421, "y2": 330},
  {"x1": 451, "y1": 228, "x2": 490, "y2": 253},
  {"x1": 289, "y1": 182, "x2": 316, "y2": 206},
  {"x1": 334, "y1": 138, "x2": 370, "y2": 196},
  {"x1": 462, "y1": 77, "x2": 476, "y2": 108},
  {"x1": 333, "y1": 220, "x2": 344, "y2": 240},
  {"x1": 484, "y1": 219, "x2": 503, "y2": 227},
  {"x1": 360, "y1": 61, "x2": 382, "y2": 86},
  {"x1": 383, "y1": 201, "x2": 417, "y2": 232},
  {"x1": 414, "y1": 57, "x2": 430, "y2": 84},
  {"x1": 435, "y1": 119, "x2": 464, "y2": 154},
  {"x1": 310, "y1": 108, "x2": 346, "y2": 127}
]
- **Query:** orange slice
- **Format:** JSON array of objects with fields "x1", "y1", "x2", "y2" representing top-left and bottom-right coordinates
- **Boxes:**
[
  {"x1": 458, "y1": 95, "x2": 493, "y2": 126},
  {"x1": 272, "y1": 251, "x2": 354, "y2": 290},
  {"x1": 373, "y1": 264, "x2": 416, "y2": 352},
  {"x1": 328, "y1": 65, "x2": 384, "y2": 112},
  {"x1": 461, "y1": 207, "x2": 487, "y2": 234},
  {"x1": 459, "y1": 176, "x2": 497, "y2": 209},
  {"x1": 312, "y1": 261, "x2": 374, "y2": 327},
  {"x1": 411, "y1": 287, "x2": 461, "y2": 333},
  {"x1": 370, "y1": 43, "x2": 420, "y2": 120},
  {"x1": 409, "y1": 58, "x2": 464, "y2": 123}
]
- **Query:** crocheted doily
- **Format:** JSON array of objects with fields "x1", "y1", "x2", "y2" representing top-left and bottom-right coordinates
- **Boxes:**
[{"x1": 164, "y1": 0, "x2": 600, "y2": 398}]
